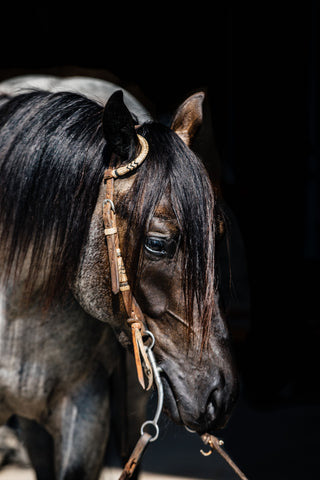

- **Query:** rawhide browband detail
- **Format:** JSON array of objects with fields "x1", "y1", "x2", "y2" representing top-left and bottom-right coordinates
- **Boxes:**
[{"x1": 105, "y1": 134, "x2": 149, "y2": 179}]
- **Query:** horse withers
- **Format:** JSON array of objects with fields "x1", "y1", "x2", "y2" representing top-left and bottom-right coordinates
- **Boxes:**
[{"x1": 0, "y1": 75, "x2": 238, "y2": 479}]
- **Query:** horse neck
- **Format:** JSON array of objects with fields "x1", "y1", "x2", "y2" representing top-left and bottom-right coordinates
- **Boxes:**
[{"x1": 0, "y1": 75, "x2": 152, "y2": 124}]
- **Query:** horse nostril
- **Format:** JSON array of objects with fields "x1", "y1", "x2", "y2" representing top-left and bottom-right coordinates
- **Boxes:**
[
  {"x1": 206, "y1": 396, "x2": 217, "y2": 423},
  {"x1": 205, "y1": 377, "x2": 229, "y2": 430},
  {"x1": 206, "y1": 388, "x2": 219, "y2": 419}
]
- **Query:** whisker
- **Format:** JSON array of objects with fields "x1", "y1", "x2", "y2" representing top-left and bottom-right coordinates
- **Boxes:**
[{"x1": 166, "y1": 309, "x2": 191, "y2": 330}]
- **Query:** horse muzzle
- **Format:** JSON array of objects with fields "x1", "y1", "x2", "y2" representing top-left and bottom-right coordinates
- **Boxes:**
[{"x1": 160, "y1": 365, "x2": 239, "y2": 434}]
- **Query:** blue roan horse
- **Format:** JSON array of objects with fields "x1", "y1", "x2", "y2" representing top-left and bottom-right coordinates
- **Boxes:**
[{"x1": 0, "y1": 76, "x2": 239, "y2": 479}]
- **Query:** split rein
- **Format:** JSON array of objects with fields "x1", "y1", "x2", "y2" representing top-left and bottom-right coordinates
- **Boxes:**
[{"x1": 102, "y1": 134, "x2": 248, "y2": 480}]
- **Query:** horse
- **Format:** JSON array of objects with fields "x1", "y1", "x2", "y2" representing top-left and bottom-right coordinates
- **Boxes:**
[{"x1": 0, "y1": 75, "x2": 239, "y2": 480}]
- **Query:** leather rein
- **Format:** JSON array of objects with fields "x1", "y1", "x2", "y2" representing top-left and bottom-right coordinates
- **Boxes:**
[{"x1": 102, "y1": 134, "x2": 248, "y2": 480}]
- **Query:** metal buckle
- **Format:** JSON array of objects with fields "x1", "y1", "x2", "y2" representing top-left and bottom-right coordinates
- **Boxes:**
[{"x1": 103, "y1": 198, "x2": 115, "y2": 212}]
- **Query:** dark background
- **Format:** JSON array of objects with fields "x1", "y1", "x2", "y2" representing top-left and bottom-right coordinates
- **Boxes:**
[{"x1": 1, "y1": 2, "x2": 319, "y2": 478}]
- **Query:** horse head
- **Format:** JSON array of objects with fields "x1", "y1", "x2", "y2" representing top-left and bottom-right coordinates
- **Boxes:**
[{"x1": 73, "y1": 90, "x2": 239, "y2": 435}]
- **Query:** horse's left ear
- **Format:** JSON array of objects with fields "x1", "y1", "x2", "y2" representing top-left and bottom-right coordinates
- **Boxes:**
[
  {"x1": 103, "y1": 90, "x2": 139, "y2": 158},
  {"x1": 171, "y1": 91, "x2": 205, "y2": 146}
]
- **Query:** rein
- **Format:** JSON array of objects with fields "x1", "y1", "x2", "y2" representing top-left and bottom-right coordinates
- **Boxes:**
[{"x1": 102, "y1": 134, "x2": 248, "y2": 480}]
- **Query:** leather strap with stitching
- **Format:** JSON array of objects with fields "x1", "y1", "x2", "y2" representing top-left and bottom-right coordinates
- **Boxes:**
[{"x1": 103, "y1": 167, "x2": 153, "y2": 390}]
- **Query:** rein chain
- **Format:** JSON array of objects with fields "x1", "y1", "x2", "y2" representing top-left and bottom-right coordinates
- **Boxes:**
[{"x1": 102, "y1": 134, "x2": 248, "y2": 480}]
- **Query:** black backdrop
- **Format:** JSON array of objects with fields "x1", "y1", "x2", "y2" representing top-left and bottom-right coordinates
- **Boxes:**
[{"x1": 1, "y1": 1, "x2": 319, "y2": 477}]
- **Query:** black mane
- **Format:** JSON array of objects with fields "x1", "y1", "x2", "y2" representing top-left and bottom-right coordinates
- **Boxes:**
[
  {"x1": 0, "y1": 91, "x2": 108, "y2": 298},
  {"x1": 0, "y1": 91, "x2": 216, "y2": 340},
  {"x1": 121, "y1": 122, "x2": 216, "y2": 340}
]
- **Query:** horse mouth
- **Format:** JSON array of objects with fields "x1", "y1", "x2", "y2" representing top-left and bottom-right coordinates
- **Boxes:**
[
  {"x1": 160, "y1": 371, "x2": 183, "y2": 425},
  {"x1": 160, "y1": 371, "x2": 206, "y2": 433}
]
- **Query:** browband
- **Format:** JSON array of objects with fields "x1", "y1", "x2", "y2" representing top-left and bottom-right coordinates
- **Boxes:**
[{"x1": 106, "y1": 134, "x2": 149, "y2": 179}]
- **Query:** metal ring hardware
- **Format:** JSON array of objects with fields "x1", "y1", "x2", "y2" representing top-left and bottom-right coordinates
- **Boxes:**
[
  {"x1": 144, "y1": 330, "x2": 155, "y2": 349},
  {"x1": 140, "y1": 420, "x2": 160, "y2": 442}
]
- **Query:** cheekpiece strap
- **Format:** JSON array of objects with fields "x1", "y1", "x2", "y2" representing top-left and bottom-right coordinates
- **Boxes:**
[{"x1": 103, "y1": 134, "x2": 153, "y2": 390}]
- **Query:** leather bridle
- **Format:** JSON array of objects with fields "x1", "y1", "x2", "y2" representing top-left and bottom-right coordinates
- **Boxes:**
[{"x1": 102, "y1": 134, "x2": 154, "y2": 391}]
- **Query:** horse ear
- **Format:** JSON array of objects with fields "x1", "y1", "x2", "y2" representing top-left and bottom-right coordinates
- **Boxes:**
[
  {"x1": 103, "y1": 90, "x2": 139, "y2": 158},
  {"x1": 171, "y1": 91, "x2": 205, "y2": 146}
]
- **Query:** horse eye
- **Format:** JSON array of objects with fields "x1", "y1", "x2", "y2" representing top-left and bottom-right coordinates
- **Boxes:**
[{"x1": 145, "y1": 237, "x2": 167, "y2": 256}]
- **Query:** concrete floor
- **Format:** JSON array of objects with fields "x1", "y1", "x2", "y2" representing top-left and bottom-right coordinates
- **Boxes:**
[{"x1": 0, "y1": 467, "x2": 204, "y2": 480}]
